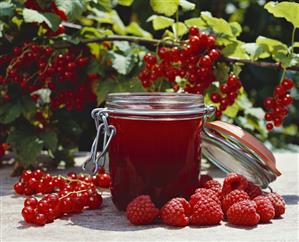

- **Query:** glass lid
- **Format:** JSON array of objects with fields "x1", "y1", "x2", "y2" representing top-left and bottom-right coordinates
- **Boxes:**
[{"x1": 202, "y1": 121, "x2": 281, "y2": 188}]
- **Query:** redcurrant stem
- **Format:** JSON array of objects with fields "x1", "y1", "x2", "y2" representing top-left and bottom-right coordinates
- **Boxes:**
[{"x1": 58, "y1": 189, "x2": 90, "y2": 200}]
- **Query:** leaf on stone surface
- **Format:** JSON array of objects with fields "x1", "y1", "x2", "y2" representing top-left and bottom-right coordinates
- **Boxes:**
[
  {"x1": 256, "y1": 36, "x2": 288, "y2": 55},
  {"x1": 265, "y1": 1, "x2": 299, "y2": 28},
  {"x1": 54, "y1": 0, "x2": 85, "y2": 21},
  {"x1": 0, "y1": 102, "x2": 22, "y2": 124},
  {"x1": 125, "y1": 22, "x2": 152, "y2": 38},
  {"x1": 201, "y1": 11, "x2": 233, "y2": 36},
  {"x1": 242, "y1": 43, "x2": 270, "y2": 60},
  {"x1": 23, "y1": 9, "x2": 61, "y2": 31},
  {"x1": 184, "y1": 17, "x2": 207, "y2": 28},
  {"x1": 147, "y1": 15, "x2": 174, "y2": 30},
  {"x1": 172, "y1": 22, "x2": 187, "y2": 36},
  {"x1": 179, "y1": 0, "x2": 195, "y2": 11},
  {"x1": 39, "y1": 131, "x2": 58, "y2": 152},
  {"x1": 117, "y1": 0, "x2": 134, "y2": 6},
  {"x1": 0, "y1": 2, "x2": 14, "y2": 17},
  {"x1": 150, "y1": 0, "x2": 179, "y2": 16}
]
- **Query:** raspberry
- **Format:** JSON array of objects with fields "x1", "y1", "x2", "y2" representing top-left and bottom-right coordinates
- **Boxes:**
[
  {"x1": 266, "y1": 192, "x2": 285, "y2": 218},
  {"x1": 126, "y1": 195, "x2": 159, "y2": 225},
  {"x1": 222, "y1": 190, "x2": 250, "y2": 215},
  {"x1": 253, "y1": 196, "x2": 275, "y2": 223},
  {"x1": 190, "y1": 196, "x2": 223, "y2": 225},
  {"x1": 204, "y1": 180, "x2": 223, "y2": 200},
  {"x1": 198, "y1": 174, "x2": 212, "y2": 188},
  {"x1": 190, "y1": 188, "x2": 221, "y2": 207},
  {"x1": 227, "y1": 200, "x2": 260, "y2": 226},
  {"x1": 222, "y1": 173, "x2": 248, "y2": 195},
  {"x1": 160, "y1": 198, "x2": 191, "y2": 227},
  {"x1": 245, "y1": 181, "x2": 262, "y2": 199}
]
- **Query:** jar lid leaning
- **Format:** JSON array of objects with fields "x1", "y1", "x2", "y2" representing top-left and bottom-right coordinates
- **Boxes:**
[{"x1": 202, "y1": 121, "x2": 281, "y2": 188}]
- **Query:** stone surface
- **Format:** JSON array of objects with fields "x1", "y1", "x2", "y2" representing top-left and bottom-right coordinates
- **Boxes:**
[{"x1": 0, "y1": 153, "x2": 298, "y2": 242}]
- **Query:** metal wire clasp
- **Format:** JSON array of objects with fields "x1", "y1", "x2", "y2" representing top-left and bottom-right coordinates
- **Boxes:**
[{"x1": 83, "y1": 108, "x2": 116, "y2": 174}]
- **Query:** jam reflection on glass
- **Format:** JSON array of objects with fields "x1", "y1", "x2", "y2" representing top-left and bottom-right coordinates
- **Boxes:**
[{"x1": 108, "y1": 113, "x2": 203, "y2": 210}]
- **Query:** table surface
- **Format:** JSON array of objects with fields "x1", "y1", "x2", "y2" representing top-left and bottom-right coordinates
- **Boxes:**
[{"x1": 1, "y1": 153, "x2": 299, "y2": 242}]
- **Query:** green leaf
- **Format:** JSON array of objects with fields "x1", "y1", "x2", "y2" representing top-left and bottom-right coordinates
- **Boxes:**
[
  {"x1": 242, "y1": 43, "x2": 270, "y2": 60},
  {"x1": 147, "y1": 15, "x2": 174, "y2": 30},
  {"x1": 96, "y1": 79, "x2": 121, "y2": 104},
  {"x1": 294, "y1": 42, "x2": 299, "y2": 48},
  {"x1": 283, "y1": 124, "x2": 298, "y2": 136},
  {"x1": 20, "y1": 96, "x2": 36, "y2": 117},
  {"x1": 87, "y1": 59, "x2": 102, "y2": 74},
  {"x1": 256, "y1": 36, "x2": 288, "y2": 55},
  {"x1": 23, "y1": 9, "x2": 61, "y2": 31},
  {"x1": 223, "y1": 102, "x2": 239, "y2": 118},
  {"x1": 54, "y1": 0, "x2": 85, "y2": 21},
  {"x1": 184, "y1": 17, "x2": 207, "y2": 28},
  {"x1": 179, "y1": 0, "x2": 195, "y2": 11},
  {"x1": 0, "y1": 2, "x2": 14, "y2": 17},
  {"x1": 244, "y1": 107, "x2": 265, "y2": 120},
  {"x1": 201, "y1": 11, "x2": 233, "y2": 36},
  {"x1": 229, "y1": 22, "x2": 242, "y2": 37},
  {"x1": 273, "y1": 52, "x2": 299, "y2": 68},
  {"x1": 7, "y1": 129, "x2": 43, "y2": 166},
  {"x1": 110, "y1": 52, "x2": 135, "y2": 75},
  {"x1": 0, "y1": 102, "x2": 22, "y2": 124},
  {"x1": 125, "y1": 22, "x2": 152, "y2": 38},
  {"x1": 118, "y1": 0, "x2": 134, "y2": 6},
  {"x1": 222, "y1": 41, "x2": 249, "y2": 59},
  {"x1": 150, "y1": 0, "x2": 179, "y2": 16},
  {"x1": 172, "y1": 22, "x2": 187, "y2": 36},
  {"x1": 265, "y1": 1, "x2": 299, "y2": 28},
  {"x1": 39, "y1": 131, "x2": 58, "y2": 151}
]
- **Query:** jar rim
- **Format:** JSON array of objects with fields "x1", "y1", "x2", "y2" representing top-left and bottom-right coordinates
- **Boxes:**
[{"x1": 105, "y1": 92, "x2": 205, "y2": 116}]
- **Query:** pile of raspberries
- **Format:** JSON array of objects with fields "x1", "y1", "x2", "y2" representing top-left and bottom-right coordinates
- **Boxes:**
[{"x1": 126, "y1": 173, "x2": 285, "y2": 227}]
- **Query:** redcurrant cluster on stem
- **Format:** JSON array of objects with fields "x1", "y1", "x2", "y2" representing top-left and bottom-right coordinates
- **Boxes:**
[
  {"x1": 139, "y1": 26, "x2": 221, "y2": 94},
  {"x1": 25, "y1": 0, "x2": 66, "y2": 36},
  {"x1": 14, "y1": 168, "x2": 111, "y2": 226},
  {"x1": 210, "y1": 74, "x2": 242, "y2": 117},
  {"x1": 0, "y1": 43, "x2": 97, "y2": 112},
  {"x1": 264, "y1": 78, "x2": 294, "y2": 131}
]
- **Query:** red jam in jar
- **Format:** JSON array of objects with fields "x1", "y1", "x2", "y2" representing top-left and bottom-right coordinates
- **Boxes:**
[{"x1": 105, "y1": 93, "x2": 206, "y2": 210}]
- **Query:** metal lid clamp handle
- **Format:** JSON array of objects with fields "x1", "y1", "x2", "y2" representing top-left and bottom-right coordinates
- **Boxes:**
[{"x1": 83, "y1": 108, "x2": 116, "y2": 174}]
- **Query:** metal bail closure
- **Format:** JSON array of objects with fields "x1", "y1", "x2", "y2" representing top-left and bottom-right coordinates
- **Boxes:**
[
  {"x1": 83, "y1": 108, "x2": 116, "y2": 174},
  {"x1": 201, "y1": 121, "x2": 281, "y2": 188}
]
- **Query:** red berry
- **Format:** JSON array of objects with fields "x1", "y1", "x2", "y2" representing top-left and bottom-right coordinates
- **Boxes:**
[
  {"x1": 273, "y1": 117, "x2": 282, "y2": 127},
  {"x1": 24, "y1": 196, "x2": 38, "y2": 208},
  {"x1": 14, "y1": 182, "x2": 24, "y2": 194},
  {"x1": 143, "y1": 53, "x2": 157, "y2": 65},
  {"x1": 220, "y1": 83, "x2": 230, "y2": 94},
  {"x1": 199, "y1": 55, "x2": 212, "y2": 68},
  {"x1": 265, "y1": 112, "x2": 273, "y2": 121},
  {"x1": 198, "y1": 174, "x2": 213, "y2": 187},
  {"x1": 33, "y1": 169, "x2": 44, "y2": 180},
  {"x1": 266, "y1": 123, "x2": 274, "y2": 131},
  {"x1": 227, "y1": 74, "x2": 239, "y2": 87},
  {"x1": 190, "y1": 196, "x2": 223, "y2": 225},
  {"x1": 37, "y1": 200, "x2": 49, "y2": 214},
  {"x1": 34, "y1": 213, "x2": 47, "y2": 226},
  {"x1": 264, "y1": 97, "x2": 275, "y2": 110},
  {"x1": 273, "y1": 85, "x2": 286, "y2": 97},
  {"x1": 222, "y1": 190, "x2": 250, "y2": 214},
  {"x1": 95, "y1": 173, "x2": 110, "y2": 188},
  {"x1": 189, "y1": 36, "x2": 201, "y2": 52},
  {"x1": 281, "y1": 78, "x2": 294, "y2": 90},
  {"x1": 209, "y1": 49, "x2": 221, "y2": 61},
  {"x1": 210, "y1": 93, "x2": 221, "y2": 103},
  {"x1": 204, "y1": 180, "x2": 223, "y2": 200},
  {"x1": 188, "y1": 26, "x2": 199, "y2": 36},
  {"x1": 21, "y1": 170, "x2": 33, "y2": 183},
  {"x1": 207, "y1": 35, "x2": 216, "y2": 49},
  {"x1": 191, "y1": 188, "x2": 221, "y2": 207},
  {"x1": 157, "y1": 47, "x2": 168, "y2": 59},
  {"x1": 161, "y1": 198, "x2": 191, "y2": 227},
  {"x1": 245, "y1": 181, "x2": 262, "y2": 199},
  {"x1": 126, "y1": 195, "x2": 159, "y2": 225},
  {"x1": 227, "y1": 200, "x2": 260, "y2": 226},
  {"x1": 281, "y1": 94, "x2": 293, "y2": 106},
  {"x1": 222, "y1": 173, "x2": 248, "y2": 195},
  {"x1": 22, "y1": 206, "x2": 35, "y2": 223},
  {"x1": 253, "y1": 196, "x2": 275, "y2": 223},
  {"x1": 266, "y1": 192, "x2": 285, "y2": 218}
]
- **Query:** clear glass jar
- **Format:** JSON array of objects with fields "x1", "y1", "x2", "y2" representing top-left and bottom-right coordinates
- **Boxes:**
[{"x1": 105, "y1": 93, "x2": 207, "y2": 210}]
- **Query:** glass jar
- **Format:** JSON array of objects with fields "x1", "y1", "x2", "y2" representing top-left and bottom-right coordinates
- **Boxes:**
[
  {"x1": 85, "y1": 92, "x2": 280, "y2": 211},
  {"x1": 87, "y1": 93, "x2": 212, "y2": 210}
]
